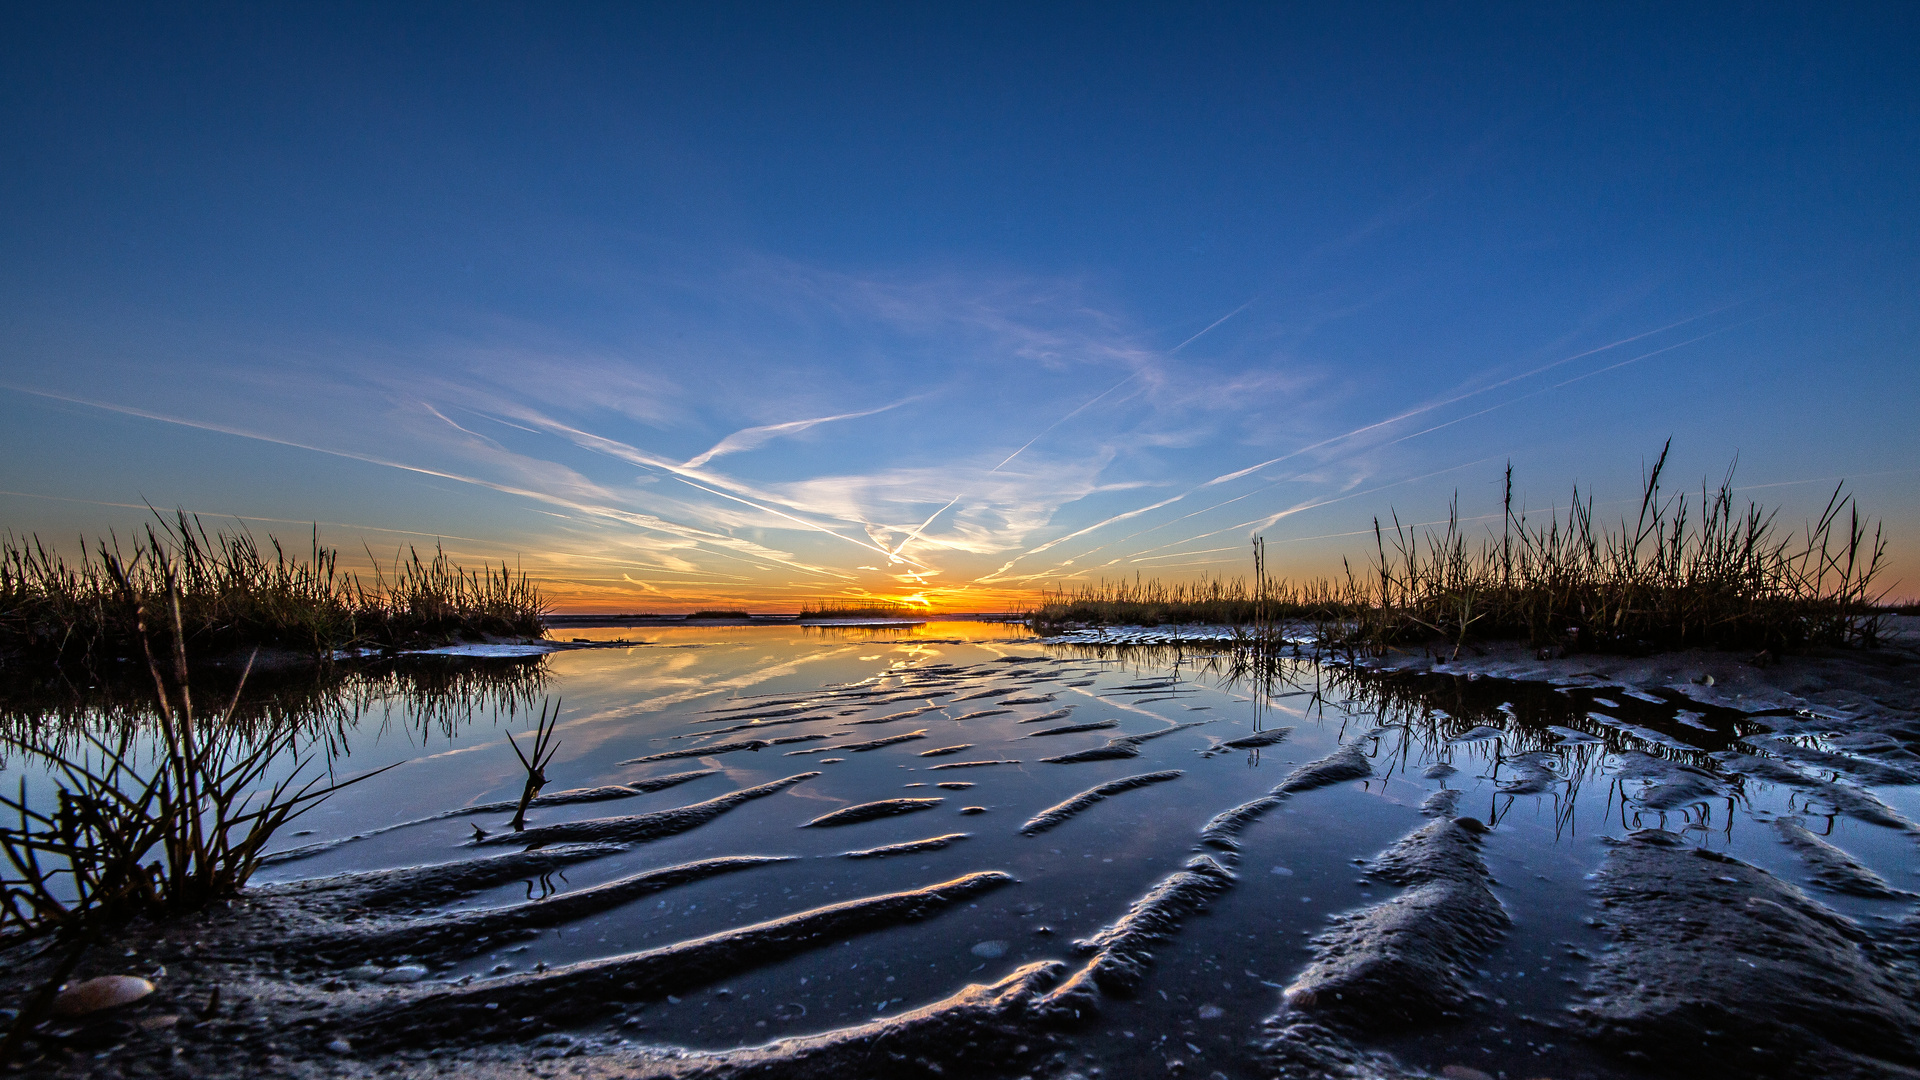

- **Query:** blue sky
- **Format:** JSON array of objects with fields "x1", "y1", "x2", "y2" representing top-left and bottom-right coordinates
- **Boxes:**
[{"x1": 3, "y1": 3, "x2": 1916, "y2": 609}]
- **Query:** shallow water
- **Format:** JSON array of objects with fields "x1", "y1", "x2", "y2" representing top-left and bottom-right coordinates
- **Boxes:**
[{"x1": 17, "y1": 622, "x2": 1919, "y2": 1078}]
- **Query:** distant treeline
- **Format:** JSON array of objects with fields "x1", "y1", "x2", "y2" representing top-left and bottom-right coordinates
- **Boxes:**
[
  {"x1": 1031, "y1": 446, "x2": 1890, "y2": 655},
  {"x1": 0, "y1": 513, "x2": 546, "y2": 669}
]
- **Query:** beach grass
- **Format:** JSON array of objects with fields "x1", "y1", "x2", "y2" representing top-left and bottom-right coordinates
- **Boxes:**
[
  {"x1": 1032, "y1": 445, "x2": 1889, "y2": 655},
  {"x1": 0, "y1": 593, "x2": 393, "y2": 1060},
  {"x1": 0, "y1": 512, "x2": 546, "y2": 669}
]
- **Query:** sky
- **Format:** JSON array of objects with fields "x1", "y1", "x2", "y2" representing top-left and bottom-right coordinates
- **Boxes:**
[{"x1": 2, "y1": 3, "x2": 1917, "y2": 611}]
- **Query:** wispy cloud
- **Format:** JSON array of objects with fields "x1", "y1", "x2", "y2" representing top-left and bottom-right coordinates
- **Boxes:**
[
  {"x1": 683, "y1": 396, "x2": 920, "y2": 468},
  {"x1": 3, "y1": 247, "x2": 1782, "y2": 613}
]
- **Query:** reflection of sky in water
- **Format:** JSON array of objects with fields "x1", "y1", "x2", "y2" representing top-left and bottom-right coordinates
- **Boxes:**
[{"x1": 25, "y1": 622, "x2": 1908, "y2": 1080}]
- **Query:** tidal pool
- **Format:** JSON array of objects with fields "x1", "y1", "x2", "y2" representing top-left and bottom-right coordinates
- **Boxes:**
[{"x1": 25, "y1": 621, "x2": 1916, "y2": 1078}]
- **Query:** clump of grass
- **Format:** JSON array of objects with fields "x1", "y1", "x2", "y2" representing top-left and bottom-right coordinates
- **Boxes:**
[
  {"x1": 796, "y1": 600, "x2": 923, "y2": 620},
  {"x1": 684, "y1": 609, "x2": 753, "y2": 620},
  {"x1": 1354, "y1": 445, "x2": 1886, "y2": 654},
  {"x1": 1033, "y1": 445, "x2": 1889, "y2": 657},
  {"x1": 0, "y1": 511, "x2": 546, "y2": 669},
  {"x1": 1026, "y1": 570, "x2": 1359, "y2": 633},
  {"x1": 0, "y1": 580, "x2": 387, "y2": 1061}
]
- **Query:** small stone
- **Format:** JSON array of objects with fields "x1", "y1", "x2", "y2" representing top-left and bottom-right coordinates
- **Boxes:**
[
  {"x1": 1452, "y1": 816, "x2": 1488, "y2": 834},
  {"x1": 51, "y1": 975, "x2": 154, "y2": 1017},
  {"x1": 327, "y1": 1037, "x2": 354, "y2": 1055},
  {"x1": 378, "y1": 964, "x2": 428, "y2": 984},
  {"x1": 1196, "y1": 1003, "x2": 1224, "y2": 1019},
  {"x1": 1440, "y1": 1067, "x2": 1493, "y2": 1080},
  {"x1": 343, "y1": 965, "x2": 385, "y2": 981},
  {"x1": 959, "y1": 806, "x2": 988, "y2": 815},
  {"x1": 970, "y1": 940, "x2": 1010, "y2": 958}
]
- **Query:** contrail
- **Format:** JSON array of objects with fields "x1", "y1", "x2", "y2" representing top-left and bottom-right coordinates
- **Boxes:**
[
  {"x1": 1368, "y1": 319, "x2": 1765, "y2": 457},
  {"x1": 513, "y1": 413, "x2": 929, "y2": 568},
  {"x1": 993, "y1": 458, "x2": 1491, "y2": 587},
  {"x1": 670, "y1": 473, "x2": 933, "y2": 570},
  {"x1": 1118, "y1": 317, "x2": 1760, "y2": 563},
  {"x1": 420, "y1": 402, "x2": 505, "y2": 449},
  {"x1": 1168, "y1": 298, "x2": 1254, "y2": 354},
  {"x1": 974, "y1": 303, "x2": 1748, "y2": 582},
  {"x1": 683, "y1": 395, "x2": 920, "y2": 469},
  {"x1": 1194, "y1": 305, "x2": 1745, "y2": 491},
  {"x1": 888, "y1": 295, "x2": 1254, "y2": 564},
  {"x1": 885, "y1": 370, "x2": 1144, "y2": 562},
  {"x1": 0, "y1": 384, "x2": 857, "y2": 582}
]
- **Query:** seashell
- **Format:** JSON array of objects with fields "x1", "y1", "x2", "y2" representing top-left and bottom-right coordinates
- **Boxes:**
[{"x1": 51, "y1": 975, "x2": 154, "y2": 1017}]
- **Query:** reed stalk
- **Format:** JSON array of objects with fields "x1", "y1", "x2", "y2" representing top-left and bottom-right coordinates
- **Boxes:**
[
  {"x1": 0, "y1": 511, "x2": 546, "y2": 669},
  {"x1": 1031, "y1": 446, "x2": 1889, "y2": 656}
]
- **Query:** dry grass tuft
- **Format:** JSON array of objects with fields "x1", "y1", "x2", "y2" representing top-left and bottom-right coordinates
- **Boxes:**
[
  {"x1": 0, "y1": 511, "x2": 545, "y2": 669},
  {"x1": 1033, "y1": 445, "x2": 1888, "y2": 656}
]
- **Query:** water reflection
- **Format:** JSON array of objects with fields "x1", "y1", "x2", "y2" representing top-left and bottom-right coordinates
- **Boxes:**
[{"x1": 0, "y1": 655, "x2": 550, "y2": 755}]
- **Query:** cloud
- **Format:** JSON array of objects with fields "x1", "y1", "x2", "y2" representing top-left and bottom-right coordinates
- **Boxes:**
[{"x1": 683, "y1": 396, "x2": 919, "y2": 468}]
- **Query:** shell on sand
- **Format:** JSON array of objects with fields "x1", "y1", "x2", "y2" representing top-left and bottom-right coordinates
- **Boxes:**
[{"x1": 52, "y1": 975, "x2": 155, "y2": 1016}]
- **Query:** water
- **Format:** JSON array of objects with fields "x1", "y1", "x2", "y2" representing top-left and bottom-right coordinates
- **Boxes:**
[{"x1": 12, "y1": 621, "x2": 1917, "y2": 1078}]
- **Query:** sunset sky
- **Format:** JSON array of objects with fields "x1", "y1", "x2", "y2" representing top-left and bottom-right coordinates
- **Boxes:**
[{"x1": 3, "y1": 4, "x2": 1917, "y2": 611}]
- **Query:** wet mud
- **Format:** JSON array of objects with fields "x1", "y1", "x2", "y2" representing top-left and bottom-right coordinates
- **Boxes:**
[
  {"x1": 1039, "y1": 854, "x2": 1236, "y2": 1004},
  {"x1": 1020, "y1": 719, "x2": 1119, "y2": 738},
  {"x1": 347, "y1": 871, "x2": 1017, "y2": 1049},
  {"x1": 837, "y1": 833, "x2": 971, "y2": 859},
  {"x1": 800, "y1": 797, "x2": 943, "y2": 827},
  {"x1": 918, "y1": 743, "x2": 972, "y2": 756},
  {"x1": 783, "y1": 729, "x2": 927, "y2": 755},
  {"x1": 282, "y1": 855, "x2": 794, "y2": 966},
  {"x1": 262, "y1": 842, "x2": 630, "y2": 912},
  {"x1": 1199, "y1": 742, "x2": 1373, "y2": 849},
  {"x1": 1773, "y1": 816, "x2": 1915, "y2": 898},
  {"x1": 627, "y1": 962, "x2": 1071, "y2": 1080},
  {"x1": 469, "y1": 773, "x2": 819, "y2": 846},
  {"x1": 1275, "y1": 818, "x2": 1508, "y2": 1026},
  {"x1": 1018, "y1": 770, "x2": 1184, "y2": 835},
  {"x1": 259, "y1": 770, "x2": 721, "y2": 865},
  {"x1": 1037, "y1": 719, "x2": 1211, "y2": 764},
  {"x1": 1205, "y1": 725, "x2": 1292, "y2": 752},
  {"x1": 1575, "y1": 829, "x2": 1920, "y2": 1078}
]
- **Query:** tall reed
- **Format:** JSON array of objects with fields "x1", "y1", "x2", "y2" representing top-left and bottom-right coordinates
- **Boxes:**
[
  {"x1": 1026, "y1": 570, "x2": 1361, "y2": 632},
  {"x1": 0, "y1": 511, "x2": 546, "y2": 668},
  {"x1": 1031, "y1": 446, "x2": 1888, "y2": 656}
]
